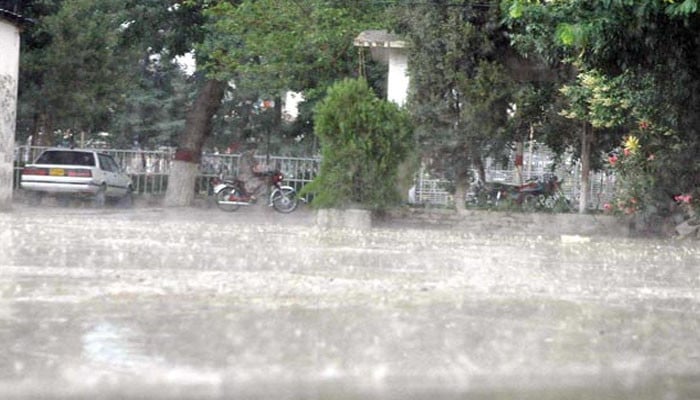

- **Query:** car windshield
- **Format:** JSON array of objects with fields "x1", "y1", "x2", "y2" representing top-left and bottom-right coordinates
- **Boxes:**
[{"x1": 35, "y1": 151, "x2": 95, "y2": 166}]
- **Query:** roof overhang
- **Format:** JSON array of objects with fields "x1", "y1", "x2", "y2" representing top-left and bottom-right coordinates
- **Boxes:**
[
  {"x1": 0, "y1": 8, "x2": 34, "y2": 29},
  {"x1": 354, "y1": 30, "x2": 406, "y2": 49}
]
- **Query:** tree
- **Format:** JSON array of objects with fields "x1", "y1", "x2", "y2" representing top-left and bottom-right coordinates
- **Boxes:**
[
  {"x1": 119, "y1": 0, "x2": 230, "y2": 207},
  {"x1": 159, "y1": 0, "x2": 391, "y2": 206},
  {"x1": 504, "y1": 0, "x2": 700, "y2": 220},
  {"x1": 200, "y1": 0, "x2": 390, "y2": 144},
  {"x1": 396, "y1": 0, "x2": 514, "y2": 211},
  {"x1": 17, "y1": 0, "x2": 137, "y2": 146},
  {"x1": 302, "y1": 78, "x2": 413, "y2": 210},
  {"x1": 110, "y1": 54, "x2": 194, "y2": 149}
]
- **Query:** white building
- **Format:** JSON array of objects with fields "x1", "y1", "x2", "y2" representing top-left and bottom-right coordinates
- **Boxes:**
[
  {"x1": 0, "y1": 8, "x2": 28, "y2": 210},
  {"x1": 354, "y1": 30, "x2": 409, "y2": 107}
]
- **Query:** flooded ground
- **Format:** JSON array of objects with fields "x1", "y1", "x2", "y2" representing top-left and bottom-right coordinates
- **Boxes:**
[{"x1": 1, "y1": 204, "x2": 699, "y2": 399}]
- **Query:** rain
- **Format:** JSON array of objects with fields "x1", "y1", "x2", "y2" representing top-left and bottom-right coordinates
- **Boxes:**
[{"x1": 1, "y1": 204, "x2": 699, "y2": 399}]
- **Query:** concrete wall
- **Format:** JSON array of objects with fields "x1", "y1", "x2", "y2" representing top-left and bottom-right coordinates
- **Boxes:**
[{"x1": 0, "y1": 19, "x2": 20, "y2": 210}]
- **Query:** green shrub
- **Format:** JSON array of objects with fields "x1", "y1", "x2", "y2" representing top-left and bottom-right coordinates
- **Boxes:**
[{"x1": 302, "y1": 78, "x2": 413, "y2": 210}]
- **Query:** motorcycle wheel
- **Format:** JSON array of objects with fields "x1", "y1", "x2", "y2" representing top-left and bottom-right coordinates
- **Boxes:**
[
  {"x1": 271, "y1": 187, "x2": 298, "y2": 213},
  {"x1": 216, "y1": 186, "x2": 242, "y2": 212},
  {"x1": 520, "y1": 193, "x2": 538, "y2": 212}
]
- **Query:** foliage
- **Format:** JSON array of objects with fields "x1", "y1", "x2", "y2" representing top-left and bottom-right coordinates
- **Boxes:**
[
  {"x1": 559, "y1": 69, "x2": 631, "y2": 129},
  {"x1": 198, "y1": 0, "x2": 390, "y2": 148},
  {"x1": 504, "y1": 0, "x2": 700, "y2": 223},
  {"x1": 16, "y1": 0, "x2": 392, "y2": 151},
  {"x1": 302, "y1": 78, "x2": 413, "y2": 210},
  {"x1": 111, "y1": 57, "x2": 195, "y2": 148},
  {"x1": 15, "y1": 0, "x2": 200, "y2": 148},
  {"x1": 395, "y1": 0, "x2": 513, "y2": 184},
  {"x1": 605, "y1": 122, "x2": 699, "y2": 220},
  {"x1": 605, "y1": 134, "x2": 658, "y2": 215},
  {"x1": 17, "y1": 0, "x2": 137, "y2": 143}
]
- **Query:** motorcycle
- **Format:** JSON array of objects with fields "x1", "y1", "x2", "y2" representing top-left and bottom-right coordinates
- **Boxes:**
[
  {"x1": 473, "y1": 174, "x2": 570, "y2": 211},
  {"x1": 212, "y1": 170, "x2": 299, "y2": 213}
]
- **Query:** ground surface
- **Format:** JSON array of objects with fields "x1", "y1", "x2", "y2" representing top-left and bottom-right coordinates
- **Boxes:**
[{"x1": 1, "y1": 202, "x2": 699, "y2": 399}]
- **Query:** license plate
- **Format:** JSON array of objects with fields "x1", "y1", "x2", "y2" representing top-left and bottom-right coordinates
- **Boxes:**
[{"x1": 49, "y1": 168, "x2": 65, "y2": 176}]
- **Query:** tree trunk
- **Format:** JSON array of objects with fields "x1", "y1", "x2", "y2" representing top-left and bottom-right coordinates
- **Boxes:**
[
  {"x1": 451, "y1": 139, "x2": 475, "y2": 213},
  {"x1": 578, "y1": 122, "x2": 593, "y2": 214},
  {"x1": 32, "y1": 112, "x2": 54, "y2": 147},
  {"x1": 474, "y1": 157, "x2": 486, "y2": 184},
  {"x1": 163, "y1": 79, "x2": 227, "y2": 207},
  {"x1": 514, "y1": 140, "x2": 524, "y2": 185},
  {"x1": 454, "y1": 169, "x2": 470, "y2": 213}
]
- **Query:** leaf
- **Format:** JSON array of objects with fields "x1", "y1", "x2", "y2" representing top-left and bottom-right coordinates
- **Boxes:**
[
  {"x1": 556, "y1": 23, "x2": 576, "y2": 47},
  {"x1": 509, "y1": 1, "x2": 524, "y2": 19}
]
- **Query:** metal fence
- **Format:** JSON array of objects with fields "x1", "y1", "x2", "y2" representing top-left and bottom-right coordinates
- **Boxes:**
[
  {"x1": 13, "y1": 145, "x2": 614, "y2": 209},
  {"x1": 411, "y1": 159, "x2": 616, "y2": 210}
]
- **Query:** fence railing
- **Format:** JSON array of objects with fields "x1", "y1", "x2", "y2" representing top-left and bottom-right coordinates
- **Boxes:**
[
  {"x1": 13, "y1": 145, "x2": 614, "y2": 209},
  {"x1": 411, "y1": 165, "x2": 615, "y2": 210}
]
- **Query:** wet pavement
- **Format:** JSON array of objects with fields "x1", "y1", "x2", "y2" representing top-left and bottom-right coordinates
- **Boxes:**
[{"x1": 1, "y1": 202, "x2": 699, "y2": 399}]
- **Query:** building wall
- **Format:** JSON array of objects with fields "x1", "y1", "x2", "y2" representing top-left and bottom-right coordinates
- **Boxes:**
[{"x1": 0, "y1": 19, "x2": 20, "y2": 209}]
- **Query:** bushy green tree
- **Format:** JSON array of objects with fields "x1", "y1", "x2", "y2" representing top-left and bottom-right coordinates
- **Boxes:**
[
  {"x1": 504, "y1": 0, "x2": 700, "y2": 222},
  {"x1": 303, "y1": 78, "x2": 413, "y2": 210}
]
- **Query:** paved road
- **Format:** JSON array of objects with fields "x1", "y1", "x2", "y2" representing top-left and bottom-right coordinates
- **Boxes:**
[{"x1": 1, "y1": 203, "x2": 699, "y2": 399}]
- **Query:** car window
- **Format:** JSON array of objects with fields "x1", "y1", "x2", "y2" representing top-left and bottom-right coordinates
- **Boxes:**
[
  {"x1": 98, "y1": 154, "x2": 121, "y2": 172},
  {"x1": 36, "y1": 151, "x2": 95, "y2": 166},
  {"x1": 108, "y1": 156, "x2": 120, "y2": 172}
]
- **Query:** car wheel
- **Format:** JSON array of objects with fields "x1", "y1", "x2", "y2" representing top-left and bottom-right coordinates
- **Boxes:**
[
  {"x1": 27, "y1": 191, "x2": 43, "y2": 206},
  {"x1": 56, "y1": 194, "x2": 72, "y2": 207},
  {"x1": 93, "y1": 185, "x2": 107, "y2": 208},
  {"x1": 118, "y1": 187, "x2": 134, "y2": 208}
]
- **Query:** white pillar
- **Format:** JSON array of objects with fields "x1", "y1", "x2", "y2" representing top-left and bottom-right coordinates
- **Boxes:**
[
  {"x1": 387, "y1": 49, "x2": 409, "y2": 107},
  {"x1": 0, "y1": 21, "x2": 21, "y2": 210}
]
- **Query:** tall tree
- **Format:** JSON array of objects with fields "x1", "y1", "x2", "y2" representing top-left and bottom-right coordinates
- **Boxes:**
[
  {"x1": 159, "y1": 0, "x2": 390, "y2": 206},
  {"x1": 118, "y1": 0, "x2": 232, "y2": 206},
  {"x1": 111, "y1": 53, "x2": 194, "y2": 149},
  {"x1": 396, "y1": 0, "x2": 513, "y2": 211},
  {"x1": 200, "y1": 0, "x2": 389, "y2": 139},
  {"x1": 17, "y1": 0, "x2": 136, "y2": 146}
]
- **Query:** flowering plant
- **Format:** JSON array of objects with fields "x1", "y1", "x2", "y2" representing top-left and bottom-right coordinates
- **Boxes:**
[
  {"x1": 673, "y1": 194, "x2": 696, "y2": 219},
  {"x1": 605, "y1": 123, "x2": 698, "y2": 222},
  {"x1": 604, "y1": 133, "x2": 657, "y2": 215}
]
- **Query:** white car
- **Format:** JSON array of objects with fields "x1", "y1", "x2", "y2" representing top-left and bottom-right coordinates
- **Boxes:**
[{"x1": 20, "y1": 149, "x2": 134, "y2": 207}]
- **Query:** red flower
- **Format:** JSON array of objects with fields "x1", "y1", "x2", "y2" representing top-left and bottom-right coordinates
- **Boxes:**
[{"x1": 608, "y1": 154, "x2": 618, "y2": 166}]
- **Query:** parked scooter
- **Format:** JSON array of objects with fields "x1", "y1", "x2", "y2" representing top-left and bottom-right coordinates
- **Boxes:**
[{"x1": 212, "y1": 170, "x2": 299, "y2": 213}]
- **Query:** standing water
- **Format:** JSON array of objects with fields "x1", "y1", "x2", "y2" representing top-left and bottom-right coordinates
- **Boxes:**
[{"x1": 0, "y1": 205, "x2": 699, "y2": 399}]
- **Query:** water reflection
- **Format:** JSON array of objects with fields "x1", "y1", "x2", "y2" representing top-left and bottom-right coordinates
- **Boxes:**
[{"x1": 82, "y1": 322, "x2": 153, "y2": 371}]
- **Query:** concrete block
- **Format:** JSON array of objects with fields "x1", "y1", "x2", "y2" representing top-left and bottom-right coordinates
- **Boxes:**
[{"x1": 316, "y1": 208, "x2": 372, "y2": 230}]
